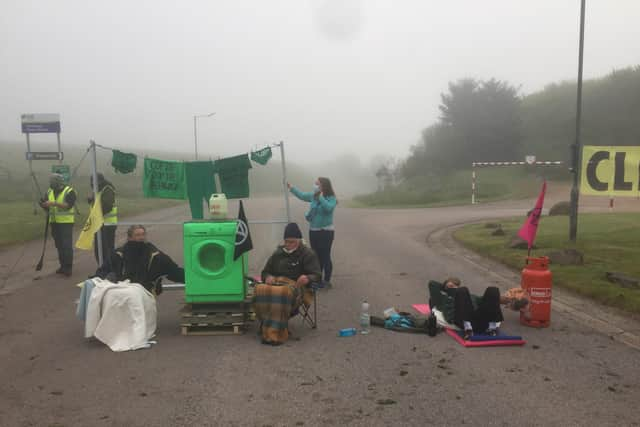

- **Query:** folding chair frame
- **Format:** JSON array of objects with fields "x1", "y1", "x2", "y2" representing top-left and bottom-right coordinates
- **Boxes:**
[
  {"x1": 298, "y1": 283, "x2": 321, "y2": 329},
  {"x1": 248, "y1": 276, "x2": 322, "y2": 329}
]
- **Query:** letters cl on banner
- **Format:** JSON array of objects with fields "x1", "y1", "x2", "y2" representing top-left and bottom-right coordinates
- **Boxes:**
[{"x1": 580, "y1": 146, "x2": 640, "y2": 197}]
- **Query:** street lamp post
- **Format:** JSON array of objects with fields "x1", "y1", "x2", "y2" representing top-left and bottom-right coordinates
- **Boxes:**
[{"x1": 193, "y1": 112, "x2": 215, "y2": 160}]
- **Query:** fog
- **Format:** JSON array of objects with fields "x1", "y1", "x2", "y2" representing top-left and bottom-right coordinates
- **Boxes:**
[{"x1": 2, "y1": 0, "x2": 639, "y2": 168}]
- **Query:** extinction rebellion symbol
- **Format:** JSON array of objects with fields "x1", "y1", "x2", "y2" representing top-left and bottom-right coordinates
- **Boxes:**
[{"x1": 235, "y1": 220, "x2": 249, "y2": 246}]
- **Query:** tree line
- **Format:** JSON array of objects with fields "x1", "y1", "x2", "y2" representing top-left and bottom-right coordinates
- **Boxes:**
[{"x1": 394, "y1": 65, "x2": 640, "y2": 182}]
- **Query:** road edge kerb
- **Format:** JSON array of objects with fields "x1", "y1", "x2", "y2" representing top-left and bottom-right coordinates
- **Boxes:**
[{"x1": 425, "y1": 221, "x2": 640, "y2": 351}]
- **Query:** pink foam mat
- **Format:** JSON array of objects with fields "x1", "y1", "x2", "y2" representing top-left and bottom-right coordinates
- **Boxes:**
[{"x1": 412, "y1": 304, "x2": 526, "y2": 347}]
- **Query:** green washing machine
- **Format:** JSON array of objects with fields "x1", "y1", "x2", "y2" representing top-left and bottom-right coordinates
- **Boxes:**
[{"x1": 183, "y1": 220, "x2": 247, "y2": 303}]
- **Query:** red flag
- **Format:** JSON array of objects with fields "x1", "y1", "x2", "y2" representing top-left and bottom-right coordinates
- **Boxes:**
[{"x1": 517, "y1": 181, "x2": 547, "y2": 249}]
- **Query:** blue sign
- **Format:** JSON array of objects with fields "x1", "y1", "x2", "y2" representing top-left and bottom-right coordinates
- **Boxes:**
[
  {"x1": 22, "y1": 122, "x2": 61, "y2": 133},
  {"x1": 21, "y1": 113, "x2": 61, "y2": 134},
  {"x1": 26, "y1": 152, "x2": 64, "y2": 161}
]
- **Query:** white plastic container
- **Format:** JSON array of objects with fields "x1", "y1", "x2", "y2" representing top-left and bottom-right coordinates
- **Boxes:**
[{"x1": 209, "y1": 193, "x2": 228, "y2": 219}]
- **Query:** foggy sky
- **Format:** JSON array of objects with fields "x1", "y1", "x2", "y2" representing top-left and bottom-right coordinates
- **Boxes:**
[{"x1": 2, "y1": 0, "x2": 639, "y2": 163}]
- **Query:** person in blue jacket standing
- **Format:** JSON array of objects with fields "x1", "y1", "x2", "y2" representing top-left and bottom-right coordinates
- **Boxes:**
[{"x1": 288, "y1": 177, "x2": 337, "y2": 287}]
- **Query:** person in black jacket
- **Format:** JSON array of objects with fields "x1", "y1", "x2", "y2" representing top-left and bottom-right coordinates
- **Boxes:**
[
  {"x1": 255, "y1": 223, "x2": 321, "y2": 345},
  {"x1": 429, "y1": 278, "x2": 527, "y2": 340},
  {"x1": 261, "y1": 223, "x2": 321, "y2": 287},
  {"x1": 99, "y1": 224, "x2": 184, "y2": 294},
  {"x1": 88, "y1": 173, "x2": 117, "y2": 269}
]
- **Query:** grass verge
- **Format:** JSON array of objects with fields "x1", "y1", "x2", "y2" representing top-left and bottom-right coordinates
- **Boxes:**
[
  {"x1": 453, "y1": 213, "x2": 640, "y2": 315},
  {"x1": 354, "y1": 168, "x2": 553, "y2": 208},
  {"x1": 0, "y1": 198, "x2": 182, "y2": 247}
]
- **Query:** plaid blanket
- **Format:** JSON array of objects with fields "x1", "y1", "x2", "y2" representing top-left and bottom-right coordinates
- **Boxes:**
[{"x1": 253, "y1": 277, "x2": 312, "y2": 344}]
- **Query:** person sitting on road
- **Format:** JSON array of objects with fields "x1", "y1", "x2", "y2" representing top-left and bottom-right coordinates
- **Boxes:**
[
  {"x1": 96, "y1": 224, "x2": 184, "y2": 295},
  {"x1": 429, "y1": 277, "x2": 528, "y2": 340},
  {"x1": 253, "y1": 222, "x2": 321, "y2": 346}
]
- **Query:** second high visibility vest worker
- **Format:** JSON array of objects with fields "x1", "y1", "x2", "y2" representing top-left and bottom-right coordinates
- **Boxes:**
[
  {"x1": 101, "y1": 184, "x2": 118, "y2": 224},
  {"x1": 47, "y1": 186, "x2": 76, "y2": 223}
]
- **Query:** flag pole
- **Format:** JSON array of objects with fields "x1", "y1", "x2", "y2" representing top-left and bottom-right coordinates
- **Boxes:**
[
  {"x1": 90, "y1": 140, "x2": 104, "y2": 267},
  {"x1": 279, "y1": 141, "x2": 291, "y2": 222}
]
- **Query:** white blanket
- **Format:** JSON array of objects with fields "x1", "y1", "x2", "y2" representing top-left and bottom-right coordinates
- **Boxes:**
[{"x1": 84, "y1": 278, "x2": 157, "y2": 352}]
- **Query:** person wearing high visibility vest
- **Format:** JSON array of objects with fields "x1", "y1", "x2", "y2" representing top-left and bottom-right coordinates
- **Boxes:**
[
  {"x1": 40, "y1": 173, "x2": 77, "y2": 276},
  {"x1": 88, "y1": 173, "x2": 117, "y2": 268}
]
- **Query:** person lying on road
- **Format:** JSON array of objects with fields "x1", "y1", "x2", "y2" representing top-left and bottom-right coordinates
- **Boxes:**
[{"x1": 429, "y1": 277, "x2": 528, "y2": 340}]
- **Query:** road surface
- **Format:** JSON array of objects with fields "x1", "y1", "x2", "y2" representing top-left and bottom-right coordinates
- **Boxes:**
[{"x1": 1, "y1": 193, "x2": 639, "y2": 426}]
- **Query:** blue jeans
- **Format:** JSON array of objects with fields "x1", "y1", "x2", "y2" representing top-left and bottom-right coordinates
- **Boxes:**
[{"x1": 309, "y1": 230, "x2": 334, "y2": 282}]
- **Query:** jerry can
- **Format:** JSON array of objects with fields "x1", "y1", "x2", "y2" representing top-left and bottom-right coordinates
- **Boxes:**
[{"x1": 209, "y1": 193, "x2": 228, "y2": 219}]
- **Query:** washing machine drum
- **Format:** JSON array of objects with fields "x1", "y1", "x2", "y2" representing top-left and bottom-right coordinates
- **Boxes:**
[{"x1": 194, "y1": 240, "x2": 232, "y2": 277}]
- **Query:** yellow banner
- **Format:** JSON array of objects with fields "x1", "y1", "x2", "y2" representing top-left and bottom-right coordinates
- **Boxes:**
[
  {"x1": 75, "y1": 193, "x2": 104, "y2": 250},
  {"x1": 581, "y1": 146, "x2": 640, "y2": 197}
]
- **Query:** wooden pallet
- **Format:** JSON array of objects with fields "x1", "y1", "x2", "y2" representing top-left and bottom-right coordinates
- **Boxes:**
[
  {"x1": 180, "y1": 323, "x2": 246, "y2": 336},
  {"x1": 179, "y1": 300, "x2": 255, "y2": 336},
  {"x1": 180, "y1": 305, "x2": 254, "y2": 320},
  {"x1": 181, "y1": 310, "x2": 246, "y2": 324}
]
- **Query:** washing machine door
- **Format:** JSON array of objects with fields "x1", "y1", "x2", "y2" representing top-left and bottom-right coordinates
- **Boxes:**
[
  {"x1": 193, "y1": 239, "x2": 234, "y2": 280},
  {"x1": 186, "y1": 237, "x2": 246, "y2": 302}
]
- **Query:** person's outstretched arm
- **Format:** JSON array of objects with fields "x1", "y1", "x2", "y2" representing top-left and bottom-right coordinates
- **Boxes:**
[
  {"x1": 153, "y1": 252, "x2": 185, "y2": 283},
  {"x1": 290, "y1": 186, "x2": 314, "y2": 202}
]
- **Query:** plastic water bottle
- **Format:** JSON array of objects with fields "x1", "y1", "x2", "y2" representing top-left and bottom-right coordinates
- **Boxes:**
[
  {"x1": 338, "y1": 328, "x2": 357, "y2": 337},
  {"x1": 360, "y1": 300, "x2": 370, "y2": 334}
]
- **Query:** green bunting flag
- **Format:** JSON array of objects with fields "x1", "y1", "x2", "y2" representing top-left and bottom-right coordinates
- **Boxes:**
[
  {"x1": 111, "y1": 149, "x2": 137, "y2": 174},
  {"x1": 250, "y1": 147, "x2": 272, "y2": 166},
  {"x1": 216, "y1": 154, "x2": 252, "y2": 199}
]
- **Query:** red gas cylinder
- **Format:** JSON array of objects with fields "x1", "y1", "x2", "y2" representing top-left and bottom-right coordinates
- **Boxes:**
[{"x1": 520, "y1": 256, "x2": 552, "y2": 328}]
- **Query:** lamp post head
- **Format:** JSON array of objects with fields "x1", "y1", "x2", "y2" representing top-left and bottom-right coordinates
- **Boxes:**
[{"x1": 195, "y1": 112, "x2": 216, "y2": 119}]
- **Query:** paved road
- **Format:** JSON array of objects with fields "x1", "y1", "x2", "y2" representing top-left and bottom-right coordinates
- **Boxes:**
[{"x1": 1, "y1": 194, "x2": 639, "y2": 427}]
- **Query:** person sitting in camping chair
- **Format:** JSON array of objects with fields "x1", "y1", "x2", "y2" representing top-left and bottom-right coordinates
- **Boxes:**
[{"x1": 253, "y1": 223, "x2": 321, "y2": 346}]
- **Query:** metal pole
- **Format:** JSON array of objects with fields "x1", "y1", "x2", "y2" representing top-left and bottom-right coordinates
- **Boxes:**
[
  {"x1": 56, "y1": 132, "x2": 62, "y2": 164},
  {"x1": 26, "y1": 133, "x2": 39, "y2": 214},
  {"x1": 279, "y1": 141, "x2": 291, "y2": 222},
  {"x1": 193, "y1": 116, "x2": 198, "y2": 160},
  {"x1": 569, "y1": 0, "x2": 586, "y2": 242},
  {"x1": 90, "y1": 140, "x2": 104, "y2": 267},
  {"x1": 471, "y1": 165, "x2": 476, "y2": 205}
]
